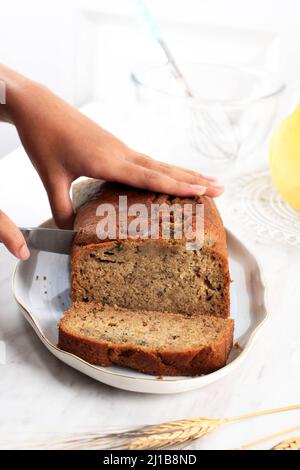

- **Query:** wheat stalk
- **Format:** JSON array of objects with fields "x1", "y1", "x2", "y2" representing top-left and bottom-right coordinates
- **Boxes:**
[
  {"x1": 122, "y1": 404, "x2": 300, "y2": 450},
  {"x1": 122, "y1": 418, "x2": 222, "y2": 450},
  {"x1": 236, "y1": 424, "x2": 300, "y2": 450},
  {"x1": 20, "y1": 403, "x2": 300, "y2": 450}
]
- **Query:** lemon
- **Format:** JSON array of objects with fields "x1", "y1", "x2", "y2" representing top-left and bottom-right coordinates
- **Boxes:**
[{"x1": 269, "y1": 104, "x2": 300, "y2": 212}]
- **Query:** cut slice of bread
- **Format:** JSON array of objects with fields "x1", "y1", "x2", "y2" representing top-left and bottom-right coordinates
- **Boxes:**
[{"x1": 58, "y1": 302, "x2": 234, "y2": 376}]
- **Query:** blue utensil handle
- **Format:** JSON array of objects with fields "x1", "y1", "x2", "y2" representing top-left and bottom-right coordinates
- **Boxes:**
[
  {"x1": 133, "y1": 0, "x2": 193, "y2": 97},
  {"x1": 133, "y1": 0, "x2": 162, "y2": 41}
]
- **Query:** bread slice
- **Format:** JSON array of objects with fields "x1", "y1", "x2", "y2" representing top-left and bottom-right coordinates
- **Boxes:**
[{"x1": 58, "y1": 302, "x2": 234, "y2": 376}]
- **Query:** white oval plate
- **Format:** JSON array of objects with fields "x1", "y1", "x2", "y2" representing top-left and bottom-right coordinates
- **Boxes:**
[{"x1": 13, "y1": 227, "x2": 269, "y2": 394}]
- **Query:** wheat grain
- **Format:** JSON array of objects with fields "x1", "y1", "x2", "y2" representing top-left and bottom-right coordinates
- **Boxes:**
[
  {"x1": 272, "y1": 436, "x2": 300, "y2": 450},
  {"x1": 122, "y1": 418, "x2": 223, "y2": 450}
]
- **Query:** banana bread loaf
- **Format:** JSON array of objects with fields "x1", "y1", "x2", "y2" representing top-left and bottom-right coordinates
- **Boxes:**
[
  {"x1": 59, "y1": 302, "x2": 234, "y2": 376},
  {"x1": 71, "y1": 182, "x2": 230, "y2": 318}
]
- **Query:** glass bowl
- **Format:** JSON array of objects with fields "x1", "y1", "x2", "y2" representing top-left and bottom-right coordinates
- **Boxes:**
[{"x1": 131, "y1": 63, "x2": 286, "y2": 170}]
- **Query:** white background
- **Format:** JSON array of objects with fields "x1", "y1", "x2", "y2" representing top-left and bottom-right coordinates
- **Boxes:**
[
  {"x1": 1, "y1": 0, "x2": 300, "y2": 156},
  {"x1": 1, "y1": 1, "x2": 300, "y2": 449}
]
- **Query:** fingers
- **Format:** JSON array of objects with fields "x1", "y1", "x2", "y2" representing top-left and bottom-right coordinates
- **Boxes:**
[
  {"x1": 0, "y1": 210, "x2": 30, "y2": 260},
  {"x1": 46, "y1": 178, "x2": 74, "y2": 229},
  {"x1": 126, "y1": 153, "x2": 224, "y2": 197},
  {"x1": 127, "y1": 153, "x2": 201, "y2": 183},
  {"x1": 104, "y1": 159, "x2": 210, "y2": 197}
]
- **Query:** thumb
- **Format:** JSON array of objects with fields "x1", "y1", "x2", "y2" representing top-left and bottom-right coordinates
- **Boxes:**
[
  {"x1": 46, "y1": 178, "x2": 74, "y2": 229},
  {"x1": 0, "y1": 209, "x2": 30, "y2": 260}
]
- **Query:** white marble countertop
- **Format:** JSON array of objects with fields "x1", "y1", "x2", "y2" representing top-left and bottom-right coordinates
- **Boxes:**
[{"x1": 0, "y1": 102, "x2": 300, "y2": 450}]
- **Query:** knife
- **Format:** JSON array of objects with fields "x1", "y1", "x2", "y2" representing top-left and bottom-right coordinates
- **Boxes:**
[{"x1": 20, "y1": 227, "x2": 76, "y2": 255}]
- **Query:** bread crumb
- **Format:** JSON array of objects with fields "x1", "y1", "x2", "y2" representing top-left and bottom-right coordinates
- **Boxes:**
[
  {"x1": 156, "y1": 376, "x2": 164, "y2": 380},
  {"x1": 234, "y1": 341, "x2": 243, "y2": 351}
]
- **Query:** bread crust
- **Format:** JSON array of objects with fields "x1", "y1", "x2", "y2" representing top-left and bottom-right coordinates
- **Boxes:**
[
  {"x1": 58, "y1": 313, "x2": 234, "y2": 377},
  {"x1": 73, "y1": 182, "x2": 227, "y2": 257},
  {"x1": 71, "y1": 182, "x2": 230, "y2": 318}
]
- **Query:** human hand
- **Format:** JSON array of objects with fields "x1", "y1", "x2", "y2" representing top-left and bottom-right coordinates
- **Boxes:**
[{"x1": 1, "y1": 64, "x2": 223, "y2": 235}]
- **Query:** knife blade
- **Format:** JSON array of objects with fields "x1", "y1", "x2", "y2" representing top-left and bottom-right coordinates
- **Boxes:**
[{"x1": 20, "y1": 227, "x2": 76, "y2": 255}]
